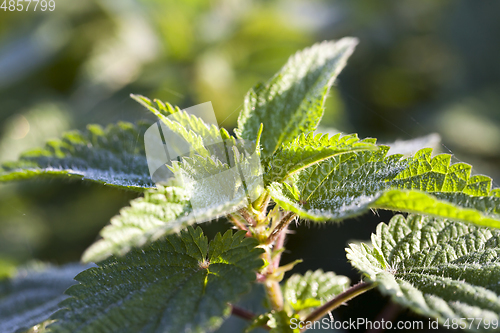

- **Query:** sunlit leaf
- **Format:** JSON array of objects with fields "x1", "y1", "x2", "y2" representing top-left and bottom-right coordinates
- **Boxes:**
[
  {"x1": 347, "y1": 214, "x2": 500, "y2": 332},
  {"x1": 236, "y1": 38, "x2": 358, "y2": 157},
  {"x1": 269, "y1": 147, "x2": 500, "y2": 228}
]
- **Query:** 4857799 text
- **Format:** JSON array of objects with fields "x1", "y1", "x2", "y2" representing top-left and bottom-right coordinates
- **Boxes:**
[{"x1": 1, "y1": 0, "x2": 55, "y2": 11}]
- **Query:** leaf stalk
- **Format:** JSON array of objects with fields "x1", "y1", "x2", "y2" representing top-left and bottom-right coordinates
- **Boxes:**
[
  {"x1": 230, "y1": 305, "x2": 271, "y2": 330},
  {"x1": 239, "y1": 208, "x2": 258, "y2": 227},
  {"x1": 300, "y1": 281, "x2": 375, "y2": 332},
  {"x1": 267, "y1": 212, "x2": 296, "y2": 244}
]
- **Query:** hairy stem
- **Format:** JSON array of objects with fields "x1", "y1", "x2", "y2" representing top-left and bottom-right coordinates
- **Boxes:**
[
  {"x1": 228, "y1": 213, "x2": 248, "y2": 231},
  {"x1": 246, "y1": 202, "x2": 295, "y2": 312},
  {"x1": 239, "y1": 208, "x2": 257, "y2": 227},
  {"x1": 301, "y1": 281, "x2": 375, "y2": 332},
  {"x1": 264, "y1": 279, "x2": 284, "y2": 311},
  {"x1": 260, "y1": 245, "x2": 284, "y2": 311},
  {"x1": 272, "y1": 226, "x2": 287, "y2": 270},
  {"x1": 267, "y1": 212, "x2": 296, "y2": 244},
  {"x1": 260, "y1": 211, "x2": 297, "y2": 311}
]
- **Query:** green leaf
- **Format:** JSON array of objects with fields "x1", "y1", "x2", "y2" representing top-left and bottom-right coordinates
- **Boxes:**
[
  {"x1": 82, "y1": 183, "x2": 248, "y2": 263},
  {"x1": 0, "y1": 122, "x2": 154, "y2": 191},
  {"x1": 264, "y1": 133, "x2": 376, "y2": 184},
  {"x1": 132, "y1": 94, "x2": 223, "y2": 149},
  {"x1": 130, "y1": 94, "x2": 178, "y2": 120},
  {"x1": 247, "y1": 311, "x2": 300, "y2": 333},
  {"x1": 82, "y1": 185, "x2": 191, "y2": 263},
  {"x1": 133, "y1": 94, "x2": 229, "y2": 165},
  {"x1": 373, "y1": 189, "x2": 500, "y2": 229},
  {"x1": 0, "y1": 264, "x2": 89, "y2": 333},
  {"x1": 51, "y1": 227, "x2": 264, "y2": 333},
  {"x1": 282, "y1": 270, "x2": 350, "y2": 315},
  {"x1": 83, "y1": 113, "x2": 264, "y2": 263},
  {"x1": 1, "y1": 96, "x2": 235, "y2": 191},
  {"x1": 236, "y1": 38, "x2": 358, "y2": 157},
  {"x1": 134, "y1": 94, "x2": 262, "y2": 190},
  {"x1": 347, "y1": 214, "x2": 500, "y2": 332},
  {"x1": 269, "y1": 146, "x2": 500, "y2": 228}
]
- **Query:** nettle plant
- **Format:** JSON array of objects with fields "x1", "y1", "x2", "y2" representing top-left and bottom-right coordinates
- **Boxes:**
[{"x1": 1, "y1": 38, "x2": 500, "y2": 333}]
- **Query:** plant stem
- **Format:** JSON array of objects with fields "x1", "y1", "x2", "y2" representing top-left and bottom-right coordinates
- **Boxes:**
[
  {"x1": 230, "y1": 305, "x2": 271, "y2": 330},
  {"x1": 230, "y1": 305, "x2": 257, "y2": 321},
  {"x1": 301, "y1": 281, "x2": 375, "y2": 332},
  {"x1": 267, "y1": 212, "x2": 296, "y2": 244},
  {"x1": 264, "y1": 279, "x2": 284, "y2": 311},
  {"x1": 245, "y1": 202, "x2": 294, "y2": 313},
  {"x1": 260, "y1": 245, "x2": 285, "y2": 311},
  {"x1": 228, "y1": 213, "x2": 248, "y2": 231},
  {"x1": 260, "y1": 211, "x2": 296, "y2": 311},
  {"x1": 272, "y1": 225, "x2": 287, "y2": 270},
  {"x1": 239, "y1": 208, "x2": 257, "y2": 227}
]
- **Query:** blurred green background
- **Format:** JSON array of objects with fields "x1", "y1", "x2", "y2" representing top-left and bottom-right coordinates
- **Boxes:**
[{"x1": 1, "y1": 0, "x2": 499, "y2": 331}]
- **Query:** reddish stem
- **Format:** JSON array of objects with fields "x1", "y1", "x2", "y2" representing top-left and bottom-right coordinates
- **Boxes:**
[
  {"x1": 230, "y1": 305, "x2": 270, "y2": 330},
  {"x1": 267, "y1": 212, "x2": 296, "y2": 244},
  {"x1": 228, "y1": 214, "x2": 248, "y2": 231},
  {"x1": 273, "y1": 225, "x2": 287, "y2": 270},
  {"x1": 239, "y1": 208, "x2": 258, "y2": 227}
]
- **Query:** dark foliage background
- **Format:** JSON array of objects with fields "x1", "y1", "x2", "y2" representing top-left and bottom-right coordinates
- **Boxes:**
[{"x1": 1, "y1": 1, "x2": 499, "y2": 332}]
